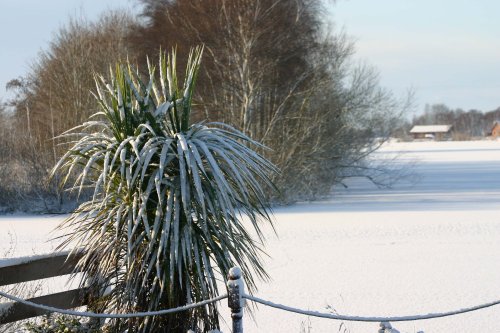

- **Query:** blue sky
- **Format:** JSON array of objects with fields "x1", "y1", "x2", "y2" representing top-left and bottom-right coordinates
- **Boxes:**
[
  {"x1": 0, "y1": 0, "x2": 138, "y2": 102},
  {"x1": 331, "y1": 0, "x2": 500, "y2": 114},
  {"x1": 0, "y1": 0, "x2": 499, "y2": 115}
]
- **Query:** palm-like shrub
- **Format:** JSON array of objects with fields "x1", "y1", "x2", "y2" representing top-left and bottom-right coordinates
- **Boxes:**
[{"x1": 52, "y1": 47, "x2": 276, "y2": 332}]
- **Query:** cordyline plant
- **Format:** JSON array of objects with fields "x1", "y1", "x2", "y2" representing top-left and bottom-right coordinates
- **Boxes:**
[{"x1": 51, "y1": 46, "x2": 276, "y2": 332}]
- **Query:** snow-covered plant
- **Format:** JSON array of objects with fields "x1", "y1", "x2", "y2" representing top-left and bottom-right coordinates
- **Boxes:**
[
  {"x1": 51, "y1": 46, "x2": 276, "y2": 332},
  {"x1": 24, "y1": 315, "x2": 95, "y2": 333}
]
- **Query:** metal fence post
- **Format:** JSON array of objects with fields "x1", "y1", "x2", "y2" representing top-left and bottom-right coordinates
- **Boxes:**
[{"x1": 227, "y1": 267, "x2": 245, "y2": 333}]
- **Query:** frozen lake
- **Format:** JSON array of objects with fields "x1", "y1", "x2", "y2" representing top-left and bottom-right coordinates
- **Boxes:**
[{"x1": 1, "y1": 140, "x2": 500, "y2": 332}]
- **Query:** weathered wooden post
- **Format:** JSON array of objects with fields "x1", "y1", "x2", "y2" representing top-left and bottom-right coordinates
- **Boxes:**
[
  {"x1": 227, "y1": 267, "x2": 245, "y2": 333},
  {"x1": 86, "y1": 258, "x2": 106, "y2": 330}
]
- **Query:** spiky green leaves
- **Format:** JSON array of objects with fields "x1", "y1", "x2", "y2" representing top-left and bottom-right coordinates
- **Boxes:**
[{"x1": 51, "y1": 47, "x2": 276, "y2": 332}]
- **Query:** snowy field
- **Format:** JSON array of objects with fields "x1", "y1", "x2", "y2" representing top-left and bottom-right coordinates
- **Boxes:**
[{"x1": 2, "y1": 140, "x2": 500, "y2": 332}]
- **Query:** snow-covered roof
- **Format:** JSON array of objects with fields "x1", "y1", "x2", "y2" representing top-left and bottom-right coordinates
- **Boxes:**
[{"x1": 410, "y1": 125, "x2": 452, "y2": 133}]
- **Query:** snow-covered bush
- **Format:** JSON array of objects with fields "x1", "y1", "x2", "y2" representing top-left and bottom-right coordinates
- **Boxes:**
[
  {"x1": 24, "y1": 315, "x2": 97, "y2": 333},
  {"x1": 51, "y1": 47, "x2": 276, "y2": 332}
]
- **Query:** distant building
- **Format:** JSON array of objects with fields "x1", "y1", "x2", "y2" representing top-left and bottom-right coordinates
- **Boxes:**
[
  {"x1": 410, "y1": 125, "x2": 452, "y2": 140},
  {"x1": 487, "y1": 121, "x2": 500, "y2": 138}
]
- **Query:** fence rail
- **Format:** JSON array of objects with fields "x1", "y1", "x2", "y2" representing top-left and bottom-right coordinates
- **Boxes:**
[
  {"x1": 0, "y1": 251, "x2": 84, "y2": 287},
  {"x1": 0, "y1": 251, "x2": 88, "y2": 324},
  {"x1": 1, "y1": 253, "x2": 500, "y2": 332}
]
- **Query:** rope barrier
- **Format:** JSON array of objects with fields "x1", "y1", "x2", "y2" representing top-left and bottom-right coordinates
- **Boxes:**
[
  {"x1": 3, "y1": 281, "x2": 500, "y2": 328},
  {"x1": 0, "y1": 290, "x2": 227, "y2": 319},
  {"x1": 242, "y1": 293, "x2": 500, "y2": 322},
  {"x1": 2, "y1": 288, "x2": 500, "y2": 323}
]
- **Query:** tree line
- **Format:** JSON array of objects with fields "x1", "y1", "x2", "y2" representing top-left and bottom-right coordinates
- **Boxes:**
[
  {"x1": 399, "y1": 104, "x2": 500, "y2": 140},
  {"x1": 0, "y1": 0, "x2": 408, "y2": 212}
]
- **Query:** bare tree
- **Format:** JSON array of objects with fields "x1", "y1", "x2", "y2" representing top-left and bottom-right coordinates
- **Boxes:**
[
  {"x1": 20, "y1": 10, "x2": 136, "y2": 150},
  {"x1": 3, "y1": 10, "x2": 137, "y2": 211},
  {"x1": 3, "y1": 1, "x2": 411, "y2": 210}
]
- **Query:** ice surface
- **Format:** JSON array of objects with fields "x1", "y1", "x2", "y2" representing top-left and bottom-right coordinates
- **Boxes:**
[
  {"x1": 222, "y1": 140, "x2": 500, "y2": 333},
  {"x1": 1, "y1": 140, "x2": 500, "y2": 332}
]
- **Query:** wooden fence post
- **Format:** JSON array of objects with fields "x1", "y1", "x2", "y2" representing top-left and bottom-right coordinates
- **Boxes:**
[
  {"x1": 86, "y1": 269, "x2": 106, "y2": 330},
  {"x1": 227, "y1": 267, "x2": 244, "y2": 333}
]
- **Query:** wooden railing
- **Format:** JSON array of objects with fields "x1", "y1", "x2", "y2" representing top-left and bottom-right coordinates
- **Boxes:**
[
  {"x1": 0, "y1": 251, "x2": 88, "y2": 324},
  {"x1": 3, "y1": 254, "x2": 499, "y2": 332}
]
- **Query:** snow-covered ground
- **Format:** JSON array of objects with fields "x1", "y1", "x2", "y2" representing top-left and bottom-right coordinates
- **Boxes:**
[{"x1": 2, "y1": 140, "x2": 500, "y2": 332}]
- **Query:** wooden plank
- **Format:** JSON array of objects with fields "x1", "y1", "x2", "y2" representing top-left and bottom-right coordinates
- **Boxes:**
[
  {"x1": 0, "y1": 252, "x2": 85, "y2": 287},
  {"x1": 0, "y1": 288, "x2": 89, "y2": 324}
]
